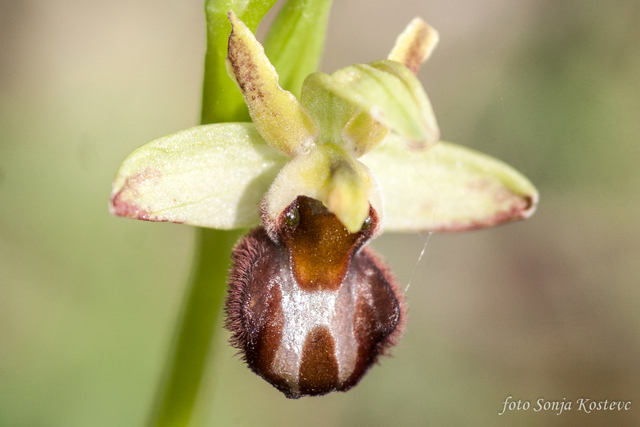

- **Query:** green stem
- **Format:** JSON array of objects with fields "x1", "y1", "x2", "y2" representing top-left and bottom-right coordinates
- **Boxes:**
[
  {"x1": 148, "y1": 2, "x2": 276, "y2": 425},
  {"x1": 263, "y1": 0, "x2": 333, "y2": 98},
  {"x1": 148, "y1": 1, "x2": 334, "y2": 425},
  {"x1": 148, "y1": 229, "x2": 243, "y2": 427}
]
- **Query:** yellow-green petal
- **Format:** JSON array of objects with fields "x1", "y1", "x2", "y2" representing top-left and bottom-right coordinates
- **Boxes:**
[
  {"x1": 360, "y1": 134, "x2": 538, "y2": 232},
  {"x1": 341, "y1": 111, "x2": 389, "y2": 157},
  {"x1": 109, "y1": 123, "x2": 287, "y2": 229},
  {"x1": 303, "y1": 60, "x2": 439, "y2": 152},
  {"x1": 226, "y1": 11, "x2": 317, "y2": 156}
]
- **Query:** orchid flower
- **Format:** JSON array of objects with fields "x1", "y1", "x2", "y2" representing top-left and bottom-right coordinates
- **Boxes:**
[{"x1": 110, "y1": 12, "x2": 537, "y2": 400}]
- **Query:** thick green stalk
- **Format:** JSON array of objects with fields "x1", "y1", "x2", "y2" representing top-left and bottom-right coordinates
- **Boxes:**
[
  {"x1": 149, "y1": 2, "x2": 275, "y2": 426},
  {"x1": 148, "y1": 229, "x2": 243, "y2": 427},
  {"x1": 263, "y1": 0, "x2": 333, "y2": 97}
]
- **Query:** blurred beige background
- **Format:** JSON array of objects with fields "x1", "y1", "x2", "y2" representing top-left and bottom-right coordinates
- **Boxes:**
[{"x1": 1, "y1": 0, "x2": 639, "y2": 426}]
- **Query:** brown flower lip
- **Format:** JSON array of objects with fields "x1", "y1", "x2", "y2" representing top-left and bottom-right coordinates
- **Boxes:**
[{"x1": 225, "y1": 196, "x2": 406, "y2": 398}]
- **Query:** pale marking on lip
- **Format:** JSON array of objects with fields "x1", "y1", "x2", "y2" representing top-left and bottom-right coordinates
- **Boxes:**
[{"x1": 271, "y1": 261, "x2": 359, "y2": 394}]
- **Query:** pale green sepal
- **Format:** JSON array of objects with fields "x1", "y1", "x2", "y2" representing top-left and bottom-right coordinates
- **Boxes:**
[
  {"x1": 263, "y1": 0, "x2": 333, "y2": 98},
  {"x1": 201, "y1": 0, "x2": 278, "y2": 124},
  {"x1": 109, "y1": 123, "x2": 287, "y2": 229},
  {"x1": 226, "y1": 12, "x2": 318, "y2": 156},
  {"x1": 262, "y1": 144, "x2": 383, "y2": 234},
  {"x1": 305, "y1": 61, "x2": 439, "y2": 151},
  {"x1": 360, "y1": 134, "x2": 538, "y2": 232}
]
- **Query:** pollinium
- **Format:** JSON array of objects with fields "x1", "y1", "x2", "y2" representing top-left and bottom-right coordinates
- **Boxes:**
[{"x1": 225, "y1": 196, "x2": 405, "y2": 398}]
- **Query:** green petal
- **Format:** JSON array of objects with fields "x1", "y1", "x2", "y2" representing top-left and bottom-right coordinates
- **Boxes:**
[
  {"x1": 303, "y1": 60, "x2": 439, "y2": 152},
  {"x1": 109, "y1": 123, "x2": 287, "y2": 229},
  {"x1": 360, "y1": 135, "x2": 538, "y2": 232},
  {"x1": 342, "y1": 111, "x2": 389, "y2": 157},
  {"x1": 226, "y1": 12, "x2": 318, "y2": 157},
  {"x1": 263, "y1": 0, "x2": 333, "y2": 98}
]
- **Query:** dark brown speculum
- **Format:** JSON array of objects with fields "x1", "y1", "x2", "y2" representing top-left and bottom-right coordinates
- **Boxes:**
[{"x1": 226, "y1": 196, "x2": 405, "y2": 398}]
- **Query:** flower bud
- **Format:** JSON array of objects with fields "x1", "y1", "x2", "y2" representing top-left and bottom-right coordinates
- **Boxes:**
[{"x1": 225, "y1": 196, "x2": 405, "y2": 398}]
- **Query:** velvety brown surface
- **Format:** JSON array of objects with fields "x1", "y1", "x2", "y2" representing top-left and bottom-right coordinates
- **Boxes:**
[
  {"x1": 298, "y1": 327, "x2": 340, "y2": 395},
  {"x1": 343, "y1": 247, "x2": 405, "y2": 390},
  {"x1": 225, "y1": 228, "x2": 289, "y2": 393}
]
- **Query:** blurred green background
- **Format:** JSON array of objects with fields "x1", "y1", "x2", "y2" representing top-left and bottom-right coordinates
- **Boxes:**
[{"x1": 1, "y1": 0, "x2": 639, "y2": 426}]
